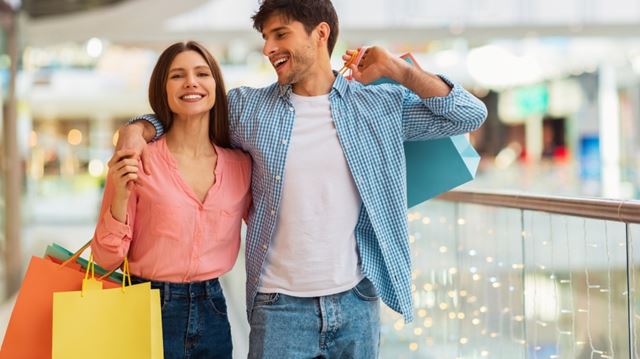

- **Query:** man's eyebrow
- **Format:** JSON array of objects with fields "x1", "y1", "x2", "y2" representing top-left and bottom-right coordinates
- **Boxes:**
[{"x1": 263, "y1": 26, "x2": 289, "y2": 39}]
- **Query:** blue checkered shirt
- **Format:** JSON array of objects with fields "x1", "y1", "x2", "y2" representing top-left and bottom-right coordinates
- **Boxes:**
[{"x1": 142, "y1": 72, "x2": 486, "y2": 322}]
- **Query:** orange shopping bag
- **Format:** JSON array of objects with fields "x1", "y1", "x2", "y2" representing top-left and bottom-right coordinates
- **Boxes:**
[{"x1": 0, "y1": 241, "x2": 119, "y2": 359}]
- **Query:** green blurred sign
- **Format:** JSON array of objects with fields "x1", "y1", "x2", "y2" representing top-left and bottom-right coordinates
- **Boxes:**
[{"x1": 514, "y1": 84, "x2": 549, "y2": 117}]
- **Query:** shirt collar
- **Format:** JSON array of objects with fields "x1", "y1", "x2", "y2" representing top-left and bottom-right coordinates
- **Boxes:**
[{"x1": 277, "y1": 70, "x2": 349, "y2": 100}]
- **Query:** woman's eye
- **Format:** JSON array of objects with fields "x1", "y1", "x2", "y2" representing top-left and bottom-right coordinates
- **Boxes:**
[{"x1": 170, "y1": 74, "x2": 182, "y2": 79}]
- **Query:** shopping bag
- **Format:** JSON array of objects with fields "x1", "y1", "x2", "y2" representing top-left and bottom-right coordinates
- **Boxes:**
[
  {"x1": 405, "y1": 136, "x2": 479, "y2": 207},
  {"x1": 45, "y1": 242, "x2": 123, "y2": 283},
  {"x1": 52, "y1": 258, "x2": 163, "y2": 359},
  {"x1": 0, "y1": 254, "x2": 119, "y2": 359},
  {"x1": 347, "y1": 50, "x2": 481, "y2": 207}
]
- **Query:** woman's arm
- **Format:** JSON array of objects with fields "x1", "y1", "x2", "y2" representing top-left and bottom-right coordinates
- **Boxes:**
[{"x1": 91, "y1": 150, "x2": 140, "y2": 271}]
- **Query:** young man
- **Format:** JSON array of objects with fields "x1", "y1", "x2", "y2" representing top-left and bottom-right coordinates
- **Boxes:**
[{"x1": 118, "y1": 1, "x2": 487, "y2": 357}]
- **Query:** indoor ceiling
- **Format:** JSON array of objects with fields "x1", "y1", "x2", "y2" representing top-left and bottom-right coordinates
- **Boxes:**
[{"x1": 21, "y1": 0, "x2": 129, "y2": 18}]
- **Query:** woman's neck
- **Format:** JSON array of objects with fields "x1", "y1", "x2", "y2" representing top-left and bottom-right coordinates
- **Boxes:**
[{"x1": 165, "y1": 113, "x2": 215, "y2": 157}]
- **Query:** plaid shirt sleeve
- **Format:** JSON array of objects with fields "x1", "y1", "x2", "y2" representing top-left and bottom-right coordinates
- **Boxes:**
[
  {"x1": 400, "y1": 74, "x2": 488, "y2": 141},
  {"x1": 127, "y1": 114, "x2": 164, "y2": 142}
]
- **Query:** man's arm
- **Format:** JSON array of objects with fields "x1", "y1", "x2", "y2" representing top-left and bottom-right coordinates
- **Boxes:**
[
  {"x1": 114, "y1": 115, "x2": 163, "y2": 175},
  {"x1": 346, "y1": 47, "x2": 451, "y2": 99},
  {"x1": 346, "y1": 47, "x2": 487, "y2": 140}
]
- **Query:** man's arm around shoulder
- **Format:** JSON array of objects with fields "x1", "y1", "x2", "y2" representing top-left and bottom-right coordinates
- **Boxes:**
[{"x1": 115, "y1": 115, "x2": 161, "y2": 175}]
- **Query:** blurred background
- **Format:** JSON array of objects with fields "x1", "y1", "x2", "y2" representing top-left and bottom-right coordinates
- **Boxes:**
[{"x1": 1, "y1": 0, "x2": 640, "y2": 358}]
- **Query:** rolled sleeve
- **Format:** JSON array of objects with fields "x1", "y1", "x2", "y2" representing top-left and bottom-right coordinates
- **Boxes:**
[
  {"x1": 100, "y1": 210, "x2": 133, "y2": 243},
  {"x1": 402, "y1": 74, "x2": 487, "y2": 141},
  {"x1": 421, "y1": 75, "x2": 460, "y2": 115},
  {"x1": 92, "y1": 177, "x2": 135, "y2": 271},
  {"x1": 128, "y1": 114, "x2": 164, "y2": 142}
]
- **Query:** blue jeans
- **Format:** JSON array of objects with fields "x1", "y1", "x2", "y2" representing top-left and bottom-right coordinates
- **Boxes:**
[
  {"x1": 248, "y1": 278, "x2": 380, "y2": 358},
  {"x1": 131, "y1": 276, "x2": 232, "y2": 359}
]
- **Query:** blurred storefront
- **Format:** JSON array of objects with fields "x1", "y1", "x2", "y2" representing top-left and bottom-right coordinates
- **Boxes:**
[{"x1": 1, "y1": 0, "x2": 640, "y2": 357}]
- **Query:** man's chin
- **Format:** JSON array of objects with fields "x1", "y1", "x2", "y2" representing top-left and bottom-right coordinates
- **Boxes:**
[{"x1": 275, "y1": 73, "x2": 296, "y2": 86}]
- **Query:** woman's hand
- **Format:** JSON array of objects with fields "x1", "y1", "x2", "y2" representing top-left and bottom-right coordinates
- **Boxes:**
[
  {"x1": 107, "y1": 149, "x2": 140, "y2": 223},
  {"x1": 115, "y1": 122, "x2": 153, "y2": 175}
]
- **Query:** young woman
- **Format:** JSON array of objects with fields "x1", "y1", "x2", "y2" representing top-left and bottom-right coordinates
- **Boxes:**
[{"x1": 91, "y1": 41, "x2": 251, "y2": 358}]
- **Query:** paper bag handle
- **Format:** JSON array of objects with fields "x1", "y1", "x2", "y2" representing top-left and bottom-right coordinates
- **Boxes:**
[
  {"x1": 59, "y1": 237, "x2": 121, "y2": 281},
  {"x1": 59, "y1": 238, "x2": 92, "y2": 268}
]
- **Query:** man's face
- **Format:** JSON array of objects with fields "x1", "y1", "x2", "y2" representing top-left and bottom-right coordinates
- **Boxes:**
[{"x1": 261, "y1": 15, "x2": 318, "y2": 85}]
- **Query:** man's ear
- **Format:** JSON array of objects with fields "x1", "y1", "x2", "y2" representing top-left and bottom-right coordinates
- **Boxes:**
[{"x1": 315, "y1": 22, "x2": 331, "y2": 50}]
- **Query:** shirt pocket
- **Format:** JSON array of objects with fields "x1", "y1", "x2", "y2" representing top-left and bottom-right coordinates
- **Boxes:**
[{"x1": 208, "y1": 208, "x2": 242, "y2": 242}]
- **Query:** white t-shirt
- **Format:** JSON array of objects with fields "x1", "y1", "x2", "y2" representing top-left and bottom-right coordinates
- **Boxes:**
[{"x1": 258, "y1": 93, "x2": 364, "y2": 297}]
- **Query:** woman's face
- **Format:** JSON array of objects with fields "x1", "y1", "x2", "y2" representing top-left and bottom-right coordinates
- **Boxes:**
[{"x1": 166, "y1": 50, "x2": 216, "y2": 118}]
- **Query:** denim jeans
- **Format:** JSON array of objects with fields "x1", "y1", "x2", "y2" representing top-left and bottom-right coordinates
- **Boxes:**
[
  {"x1": 131, "y1": 276, "x2": 232, "y2": 359},
  {"x1": 248, "y1": 278, "x2": 380, "y2": 359}
]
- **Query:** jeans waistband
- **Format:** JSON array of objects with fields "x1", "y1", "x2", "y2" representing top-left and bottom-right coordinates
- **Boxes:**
[{"x1": 130, "y1": 275, "x2": 221, "y2": 299}]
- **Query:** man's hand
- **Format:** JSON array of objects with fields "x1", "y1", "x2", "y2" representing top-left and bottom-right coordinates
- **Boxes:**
[
  {"x1": 114, "y1": 122, "x2": 152, "y2": 176},
  {"x1": 343, "y1": 46, "x2": 406, "y2": 85},
  {"x1": 343, "y1": 46, "x2": 451, "y2": 98}
]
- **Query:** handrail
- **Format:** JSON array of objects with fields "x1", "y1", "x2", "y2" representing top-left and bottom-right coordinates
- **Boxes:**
[{"x1": 437, "y1": 190, "x2": 640, "y2": 224}]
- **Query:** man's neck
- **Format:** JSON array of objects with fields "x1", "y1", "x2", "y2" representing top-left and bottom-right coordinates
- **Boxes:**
[{"x1": 291, "y1": 62, "x2": 335, "y2": 97}]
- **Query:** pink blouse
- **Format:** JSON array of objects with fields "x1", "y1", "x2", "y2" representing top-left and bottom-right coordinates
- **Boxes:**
[{"x1": 92, "y1": 137, "x2": 252, "y2": 282}]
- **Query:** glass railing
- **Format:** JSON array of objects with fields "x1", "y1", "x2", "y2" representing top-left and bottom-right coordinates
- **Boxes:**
[{"x1": 380, "y1": 191, "x2": 640, "y2": 359}]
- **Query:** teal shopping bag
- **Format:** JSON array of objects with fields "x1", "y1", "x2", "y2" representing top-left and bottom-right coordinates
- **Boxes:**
[
  {"x1": 404, "y1": 136, "x2": 479, "y2": 207},
  {"x1": 362, "y1": 51, "x2": 481, "y2": 207},
  {"x1": 44, "y1": 242, "x2": 123, "y2": 283}
]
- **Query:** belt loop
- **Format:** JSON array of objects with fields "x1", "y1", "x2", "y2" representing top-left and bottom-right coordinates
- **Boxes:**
[
  {"x1": 163, "y1": 282, "x2": 171, "y2": 302},
  {"x1": 205, "y1": 280, "x2": 213, "y2": 298},
  {"x1": 207, "y1": 278, "x2": 219, "y2": 298}
]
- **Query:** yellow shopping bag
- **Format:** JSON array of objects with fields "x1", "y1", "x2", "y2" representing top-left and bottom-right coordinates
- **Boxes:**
[{"x1": 52, "y1": 257, "x2": 163, "y2": 359}]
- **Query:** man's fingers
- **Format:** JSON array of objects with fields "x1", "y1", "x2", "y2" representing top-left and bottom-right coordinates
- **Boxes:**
[
  {"x1": 116, "y1": 149, "x2": 138, "y2": 158},
  {"x1": 342, "y1": 51, "x2": 356, "y2": 61},
  {"x1": 140, "y1": 148, "x2": 152, "y2": 176},
  {"x1": 349, "y1": 64, "x2": 367, "y2": 84},
  {"x1": 344, "y1": 49, "x2": 357, "y2": 57}
]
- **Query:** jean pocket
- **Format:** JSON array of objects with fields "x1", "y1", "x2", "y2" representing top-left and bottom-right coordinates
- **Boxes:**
[
  {"x1": 208, "y1": 296, "x2": 228, "y2": 316},
  {"x1": 352, "y1": 278, "x2": 379, "y2": 301},
  {"x1": 253, "y1": 292, "x2": 280, "y2": 307}
]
